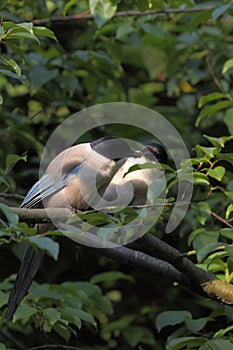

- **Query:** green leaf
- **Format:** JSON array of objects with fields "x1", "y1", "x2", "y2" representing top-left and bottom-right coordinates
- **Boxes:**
[
  {"x1": 213, "y1": 324, "x2": 233, "y2": 338},
  {"x1": 125, "y1": 163, "x2": 174, "y2": 177},
  {"x1": 227, "y1": 257, "x2": 233, "y2": 274},
  {"x1": 53, "y1": 321, "x2": 71, "y2": 341},
  {"x1": 0, "y1": 343, "x2": 6, "y2": 350},
  {"x1": 0, "y1": 290, "x2": 8, "y2": 307},
  {"x1": 60, "y1": 307, "x2": 96, "y2": 327},
  {"x1": 224, "y1": 108, "x2": 233, "y2": 135},
  {"x1": 123, "y1": 326, "x2": 155, "y2": 346},
  {"x1": 29, "y1": 66, "x2": 58, "y2": 91},
  {"x1": 225, "y1": 246, "x2": 233, "y2": 259},
  {"x1": 156, "y1": 310, "x2": 192, "y2": 332},
  {"x1": 89, "y1": 0, "x2": 117, "y2": 27},
  {"x1": 116, "y1": 24, "x2": 134, "y2": 40},
  {"x1": 103, "y1": 315, "x2": 134, "y2": 333},
  {"x1": 217, "y1": 153, "x2": 233, "y2": 165},
  {"x1": 225, "y1": 204, "x2": 233, "y2": 220},
  {"x1": 136, "y1": 0, "x2": 149, "y2": 12},
  {"x1": 26, "y1": 237, "x2": 59, "y2": 260},
  {"x1": 188, "y1": 229, "x2": 220, "y2": 262},
  {"x1": 185, "y1": 317, "x2": 208, "y2": 332},
  {"x1": 16, "y1": 22, "x2": 34, "y2": 33},
  {"x1": 63, "y1": 0, "x2": 78, "y2": 15},
  {"x1": 29, "y1": 283, "x2": 63, "y2": 300},
  {"x1": 196, "y1": 100, "x2": 233, "y2": 127},
  {"x1": 0, "y1": 204, "x2": 18, "y2": 226},
  {"x1": 59, "y1": 307, "x2": 81, "y2": 329},
  {"x1": 220, "y1": 228, "x2": 233, "y2": 240},
  {"x1": 5, "y1": 23, "x2": 36, "y2": 42},
  {"x1": 44, "y1": 308, "x2": 61, "y2": 325},
  {"x1": 207, "y1": 339, "x2": 233, "y2": 350},
  {"x1": 195, "y1": 145, "x2": 218, "y2": 159},
  {"x1": 222, "y1": 58, "x2": 233, "y2": 75},
  {"x1": 90, "y1": 271, "x2": 134, "y2": 284},
  {"x1": 212, "y1": 3, "x2": 232, "y2": 22},
  {"x1": 33, "y1": 26, "x2": 58, "y2": 42},
  {"x1": 0, "y1": 56, "x2": 21, "y2": 76},
  {"x1": 191, "y1": 202, "x2": 211, "y2": 225},
  {"x1": 5, "y1": 154, "x2": 27, "y2": 173},
  {"x1": 193, "y1": 173, "x2": 210, "y2": 186},
  {"x1": 204, "y1": 135, "x2": 233, "y2": 148},
  {"x1": 190, "y1": 9, "x2": 213, "y2": 31},
  {"x1": 208, "y1": 166, "x2": 225, "y2": 181},
  {"x1": 198, "y1": 92, "x2": 229, "y2": 108},
  {"x1": 167, "y1": 336, "x2": 205, "y2": 350},
  {"x1": 13, "y1": 304, "x2": 37, "y2": 322},
  {"x1": 0, "y1": 68, "x2": 23, "y2": 80}
]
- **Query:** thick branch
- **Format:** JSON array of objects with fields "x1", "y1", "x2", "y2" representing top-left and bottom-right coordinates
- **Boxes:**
[
  {"x1": 6, "y1": 207, "x2": 74, "y2": 224},
  {"x1": 31, "y1": 7, "x2": 213, "y2": 25},
  {"x1": 138, "y1": 234, "x2": 233, "y2": 304},
  {"x1": 75, "y1": 231, "x2": 190, "y2": 287},
  {"x1": 139, "y1": 234, "x2": 214, "y2": 285},
  {"x1": 4, "y1": 207, "x2": 233, "y2": 305}
]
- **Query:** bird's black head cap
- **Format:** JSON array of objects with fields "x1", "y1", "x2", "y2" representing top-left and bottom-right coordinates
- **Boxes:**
[
  {"x1": 143, "y1": 143, "x2": 167, "y2": 163},
  {"x1": 91, "y1": 136, "x2": 134, "y2": 160}
]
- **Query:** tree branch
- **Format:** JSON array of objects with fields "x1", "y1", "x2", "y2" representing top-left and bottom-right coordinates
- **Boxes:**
[
  {"x1": 31, "y1": 7, "x2": 213, "y2": 25},
  {"x1": 78, "y1": 231, "x2": 191, "y2": 287},
  {"x1": 138, "y1": 234, "x2": 215, "y2": 286},
  {"x1": 211, "y1": 211, "x2": 233, "y2": 229},
  {"x1": 3, "y1": 207, "x2": 233, "y2": 305}
]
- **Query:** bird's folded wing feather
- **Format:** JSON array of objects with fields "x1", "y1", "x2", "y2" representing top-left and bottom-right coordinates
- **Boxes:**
[
  {"x1": 6, "y1": 165, "x2": 82, "y2": 320},
  {"x1": 21, "y1": 164, "x2": 82, "y2": 208}
]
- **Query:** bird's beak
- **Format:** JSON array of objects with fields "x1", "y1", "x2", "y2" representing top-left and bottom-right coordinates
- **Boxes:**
[{"x1": 141, "y1": 149, "x2": 157, "y2": 162}]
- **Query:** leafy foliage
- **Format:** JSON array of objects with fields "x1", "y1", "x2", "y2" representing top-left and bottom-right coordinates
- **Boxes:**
[{"x1": 0, "y1": 0, "x2": 233, "y2": 349}]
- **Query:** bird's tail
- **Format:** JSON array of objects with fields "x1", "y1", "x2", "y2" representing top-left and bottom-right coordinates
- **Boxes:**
[{"x1": 6, "y1": 245, "x2": 44, "y2": 321}]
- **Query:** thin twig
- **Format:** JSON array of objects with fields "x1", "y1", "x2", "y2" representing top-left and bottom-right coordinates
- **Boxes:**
[
  {"x1": 205, "y1": 57, "x2": 223, "y2": 91},
  {"x1": 2, "y1": 206, "x2": 233, "y2": 304},
  {"x1": 211, "y1": 211, "x2": 233, "y2": 229},
  {"x1": 31, "y1": 7, "x2": 213, "y2": 25}
]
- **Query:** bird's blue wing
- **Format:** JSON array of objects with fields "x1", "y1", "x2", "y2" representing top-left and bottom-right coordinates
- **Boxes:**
[{"x1": 21, "y1": 164, "x2": 82, "y2": 208}]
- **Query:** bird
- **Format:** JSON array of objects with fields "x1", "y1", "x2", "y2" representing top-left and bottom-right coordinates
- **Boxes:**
[
  {"x1": 6, "y1": 136, "x2": 140, "y2": 321},
  {"x1": 97, "y1": 142, "x2": 167, "y2": 208}
]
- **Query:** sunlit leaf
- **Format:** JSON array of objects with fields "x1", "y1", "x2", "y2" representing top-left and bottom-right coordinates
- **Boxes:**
[
  {"x1": 222, "y1": 58, "x2": 233, "y2": 75},
  {"x1": 208, "y1": 166, "x2": 225, "y2": 181},
  {"x1": 89, "y1": 0, "x2": 117, "y2": 27},
  {"x1": 212, "y1": 3, "x2": 232, "y2": 22},
  {"x1": 33, "y1": 26, "x2": 58, "y2": 41},
  {"x1": 198, "y1": 93, "x2": 228, "y2": 108},
  {"x1": 196, "y1": 100, "x2": 233, "y2": 127}
]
